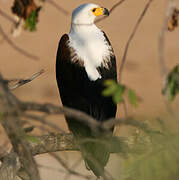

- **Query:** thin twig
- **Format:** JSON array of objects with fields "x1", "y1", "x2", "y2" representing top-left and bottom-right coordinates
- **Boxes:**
[
  {"x1": 96, "y1": 0, "x2": 127, "y2": 23},
  {"x1": 0, "y1": 24, "x2": 39, "y2": 60},
  {"x1": 38, "y1": 164, "x2": 66, "y2": 174},
  {"x1": 0, "y1": 73, "x2": 40, "y2": 180},
  {"x1": 0, "y1": 9, "x2": 16, "y2": 24},
  {"x1": 63, "y1": 158, "x2": 83, "y2": 180},
  {"x1": 20, "y1": 102, "x2": 100, "y2": 130},
  {"x1": 50, "y1": 153, "x2": 93, "y2": 180},
  {"x1": 118, "y1": 0, "x2": 154, "y2": 82},
  {"x1": 9, "y1": 69, "x2": 45, "y2": 90},
  {"x1": 23, "y1": 113, "x2": 66, "y2": 133},
  {"x1": 21, "y1": 100, "x2": 157, "y2": 134},
  {"x1": 46, "y1": 0, "x2": 69, "y2": 15}
]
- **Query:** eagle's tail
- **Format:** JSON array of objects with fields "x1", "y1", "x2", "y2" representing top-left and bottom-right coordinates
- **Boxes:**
[
  {"x1": 66, "y1": 117, "x2": 112, "y2": 177},
  {"x1": 80, "y1": 137, "x2": 110, "y2": 178}
]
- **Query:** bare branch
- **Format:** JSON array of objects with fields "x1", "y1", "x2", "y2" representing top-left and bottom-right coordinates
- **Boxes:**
[
  {"x1": 9, "y1": 69, "x2": 45, "y2": 90},
  {"x1": 0, "y1": 68, "x2": 158, "y2": 180},
  {"x1": 0, "y1": 152, "x2": 20, "y2": 180},
  {"x1": 96, "y1": 0, "x2": 127, "y2": 23},
  {"x1": 63, "y1": 158, "x2": 83, "y2": 180},
  {"x1": 118, "y1": 0, "x2": 154, "y2": 82},
  {"x1": 0, "y1": 73, "x2": 40, "y2": 180},
  {"x1": 20, "y1": 102, "x2": 100, "y2": 130},
  {"x1": 0, "y1": 24, "x2": 39, "y2": 60},
  {"x1": 45, "y1": 0, "x2": 69, "y2": 15},
  {"x1": 49, "y1": 153, "x2": 93, "y2": 180},
  {"x1": 0, "y1": 8, "x2": 16, "y2": 24},
  {"x1": 23, "y1": 113, "x2": 66, "y2": 133}
]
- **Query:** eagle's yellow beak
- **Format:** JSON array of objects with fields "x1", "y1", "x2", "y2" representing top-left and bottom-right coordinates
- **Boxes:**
[{"x1": 92, "y1": 7, "x2": 110, "y2": 16}]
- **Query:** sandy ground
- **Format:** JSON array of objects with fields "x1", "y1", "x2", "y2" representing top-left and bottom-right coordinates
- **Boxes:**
[{"x1": 0, "y1": 0, "x2": 179, "y2": 179}]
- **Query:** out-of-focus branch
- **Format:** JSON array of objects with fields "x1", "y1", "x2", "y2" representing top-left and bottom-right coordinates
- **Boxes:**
[
  {"x1": 0, "y1": 73, "x2": 40, "y2": 180},
  {"x1": 23, "y1": 113, "x2": 66, "y2": 132},
  {"x1": 96, "y1": 0, "x2": 127, "y2": 23},
  {"x1": 49, "y1": 153, "x2": 93, "y2": 180},
  {"x1": 0, "y1": 8, "x2": 16, "y2": 24},
  {"x1": 0, "y1": 25, "x2": 39, "y2": 60},
  {"x1": 0, "y1": 70, "x2": 157, "y2": 179},
  {"x1": 26, "y1": 116, "x2": 157, "y2": 155},
  {"x1": 45, "y1": 0, "x2": 69, "y2": 15},
  {"x1": 8, "y1": 69, "x2": 45, "y2": 90},
  {"x1": 20, "y1": 102, "x2": 100, "y2": 130},
  {"x1": 0, "y1": 152, "x2": 20, "y2": 180},
  {"x1": 20, "y1": 101, "x2": 156, "y2": 134},
  {"x1": 118, "y1": 0, "x2": 154, "y2": 82}
]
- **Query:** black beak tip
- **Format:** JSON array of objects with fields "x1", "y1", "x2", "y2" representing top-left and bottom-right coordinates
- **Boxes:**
[{"x1": 103, "y1": 8, "x2": 110, "y2": 16}]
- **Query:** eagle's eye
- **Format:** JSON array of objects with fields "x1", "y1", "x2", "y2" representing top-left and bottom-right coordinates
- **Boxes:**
[{"x1": 92, "y1": 8, "x2": 96, "y2": 12}]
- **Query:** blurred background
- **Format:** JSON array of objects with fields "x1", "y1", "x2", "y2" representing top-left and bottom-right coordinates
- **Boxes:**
[{"x1": 0, "y1": 0, "x2": 179, "y2": 179}]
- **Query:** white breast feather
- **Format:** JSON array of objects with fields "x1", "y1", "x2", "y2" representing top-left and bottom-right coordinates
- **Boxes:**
[{"x1": 68, "y1": 24, "x2": 112, "y2": 81}]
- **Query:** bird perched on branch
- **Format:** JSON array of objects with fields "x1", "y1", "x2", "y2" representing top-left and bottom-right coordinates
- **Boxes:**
[{"x1": 56, "y1": 3, "x2": 117, "y2": 178}]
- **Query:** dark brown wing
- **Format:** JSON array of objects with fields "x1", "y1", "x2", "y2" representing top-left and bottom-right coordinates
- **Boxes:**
[{"x1": 56, "y1": 33, "x2": 117, "y2": 177}]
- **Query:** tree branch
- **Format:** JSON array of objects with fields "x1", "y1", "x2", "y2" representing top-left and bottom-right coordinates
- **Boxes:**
[
  {"x1": 96, "y1": 0, "x2": 127, "y2": 23},
  {"x1": 0, "y1": 73, "x2": 40, "y2": 180},
  {"x1": 0, "y1": 24, "x2": 39, "y2": 60},
  {"x1": 45, "y1": 0, "x2": 69, "y2": 15},
  {"x1": 0, "y1": 8, "x2": 16, "y2": 24},
  {"x1": 8, "y1": 69, "x2": 45, "y2": 90},
  {"x1": 0, "y1": 68, "x2": 158, "y2": 180},
  {"x1": 20, "y1": 102, "x2": 100, "y2": 130},
  {"x1": 118, "y1": 0, "x2": 154, "y2": 82},
  {"x1": 0, "y1": 152, "x2": 20, "y2": 180},
  {"x1": 29, "y1": 133, "x2": 78, "y2": 156}
]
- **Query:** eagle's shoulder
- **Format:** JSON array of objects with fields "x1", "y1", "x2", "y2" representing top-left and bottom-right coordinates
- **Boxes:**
[
  {"x1": 56, "y1": 34, "x2": 69, "y2": 60},
  {"x1": 57, "y1": 34, "x2": 84, "y2": 66}
]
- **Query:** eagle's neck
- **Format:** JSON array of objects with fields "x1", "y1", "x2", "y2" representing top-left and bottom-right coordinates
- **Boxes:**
[{"x1": 68, "y1": 24, "x2": 111, "y2": 81}]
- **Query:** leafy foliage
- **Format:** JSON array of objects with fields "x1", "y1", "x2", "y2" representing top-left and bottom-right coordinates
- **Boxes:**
[
  {"x1": 103, "y1": 80, "x2": 140, "y2": 106},
  {"x1": 24, "y1": 10, "x2": 37, "y2": 31},
  {"x1": 120, "y1": 120, "x2": 179, "y2": 180},
  {"x1": 163, "y1": 64, "x2": 179, "y2": 101},
  {"x1": 24, "y1": 135, "x2": 40, "y2": 143}
]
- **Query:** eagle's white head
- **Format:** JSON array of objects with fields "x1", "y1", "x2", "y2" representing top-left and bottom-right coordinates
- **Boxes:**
[
  {"x1": 69, "y1": 4, "x2": 112, "y2": 81},
  {"x1": 71, "y1": 3, "x2": 109, "y2": 25}
]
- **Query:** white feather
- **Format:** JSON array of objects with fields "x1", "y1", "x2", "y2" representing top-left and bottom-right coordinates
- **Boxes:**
[{"x1": 68, "y1": 4, "x2": 112, "y2": 81}]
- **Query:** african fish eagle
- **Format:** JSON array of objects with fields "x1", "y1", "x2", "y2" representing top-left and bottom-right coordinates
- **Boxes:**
[{"x1": 56, "y1": 3, "x2": 117, "y2": 177}]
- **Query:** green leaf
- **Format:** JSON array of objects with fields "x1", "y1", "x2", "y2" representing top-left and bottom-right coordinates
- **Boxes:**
[
  {"x1": 112, "y1": 85, "x2": 125, "y2": 104},
  {"x1": 24, "y1": 135, "x2": 40, "y2": 143},
  {"x1": 123, "y1": 131, "x2": 179, "y2": 180},
  {"x1": 103, "y1": 79, "x2": 116, "y2": 86},
  {"x1": 102, "y1": 84, "x2": 118, "y2": 96},
  {"x1": 128, "y1": 89, "x2": 139, "y2": 107},
  {"x1": 25, "y1": 11, "x2": 37, "y2": 31},
  {"x1": 163, "y1": 64, "x2": 179, "y2": 102},
  {"x1": 103, "y1": 80, "x2": 140, "y2": 106}
]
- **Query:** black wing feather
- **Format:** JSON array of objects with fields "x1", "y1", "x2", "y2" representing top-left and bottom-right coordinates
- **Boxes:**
[{"x1": 56, "y1": 33, "x2": 117, "y2": 177}]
